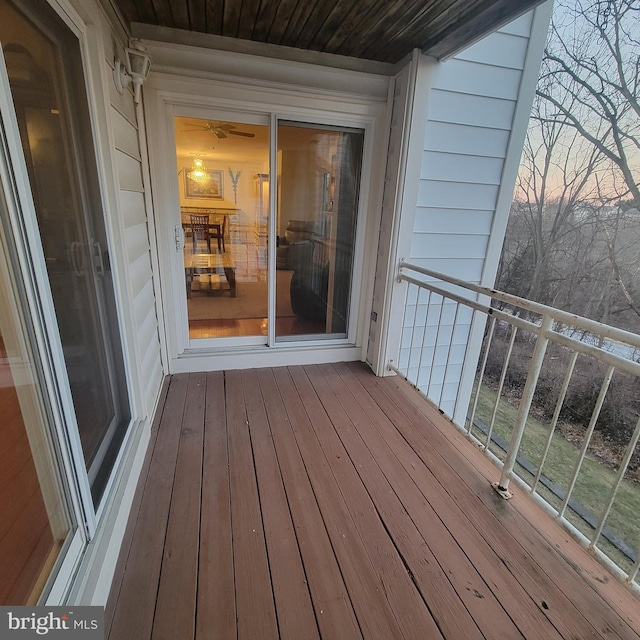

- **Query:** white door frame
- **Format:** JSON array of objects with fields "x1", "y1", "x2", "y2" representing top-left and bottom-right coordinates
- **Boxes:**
[{"x1": 144, "y1": 62, "x2": 389, "y2": 373}]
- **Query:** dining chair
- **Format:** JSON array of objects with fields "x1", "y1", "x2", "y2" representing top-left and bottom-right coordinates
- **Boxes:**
[
  {"x1": 190, "y1": 214, "x2": 211, "y2": 253},
  {"x1": 210, "y1": 214, "x2": 227, "y2": 252}
]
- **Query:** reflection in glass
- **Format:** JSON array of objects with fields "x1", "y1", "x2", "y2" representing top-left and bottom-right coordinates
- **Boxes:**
[
  {"x1": 276, "y1": 123, "x2": 363, "y2": 339},
  {"x1": 1, "y1": 0, "x2": 130, "y2": 505},
  {"x1": 0, "y1": 185, "x2": 72, "y2": 605}
]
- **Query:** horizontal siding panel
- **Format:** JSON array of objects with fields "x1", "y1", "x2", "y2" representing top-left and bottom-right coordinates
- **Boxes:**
[
  {"x1": 128, "y1": 251, "x2": 153, "y2": 299},
  {"x1": 107, "y1": 61, "x2": 137, "y2": 125},
  {"x1": 420, "y1": 151, "x2": 504, "y2": 185},
  {"x1": 455, "y1": 31, "x2": 529, "y2": 70},
  {"x1": 140, "y1": 335, "x2": 159, "y2": 383},
  {"x1": 138, "y1": 304, "x2": 159, "y2": 351},
  {"x1": 432, "y1": 59, "x2": 522, "y2": 101},
  {"x1": 134, "y1": 274, "x2": 162, "y2": 417},
  {"x1": 125, "y1": 222, "x2": 151, "y2": 264},
  {"x1": 499, "y1": 11, "x2": 534, "y2": 37},
  {"x1": 142, "y1": 348, "x2": 162, "y2": 410},
  {"x1": 406, "y1": 300, "x2": 463, "y2": 328},
  {"x1": 418, "y1": 180, "x2": 499, "y2": 210},
  {"x1": 119, "y1": 190, "x2": 147, "y2": 229},
  {"x1": 410, "y1": 233, "x2": 489, "y2": 259},
  {"x1": 424, "y1": 121, "x2": 510, "y2": 159},
  {"x1": 407, "y1": 257, "x2": 485, "y2": 282},
  {"x1": 144, "y1": 360, "x2": 164, "y2": 414},
  {"x1": 140, "y1": 314, "x2": 160, "y2": 378},
  {"x1": 112, "y1": 107, "x2": 141, "y2": 160},
  {"x1": 428, "y1": 90, "x2": 516, "y2": 130},
  {"x1": 133, "y1": 279, "x2": 156, "y2": 326},
  {"x1": 413, "y1": 208, "x2": 494, "y2": 235},
  {"x1": 116, "y1": 150, "x2": 144, "y2": 192}
]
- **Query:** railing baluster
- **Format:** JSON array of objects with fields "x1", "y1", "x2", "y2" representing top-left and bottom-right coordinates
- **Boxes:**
[
  {"x1": 398, "y1": 280, "x2": 411, "y2": 372},
  {"x1": 439, "y1": 302, "x2": 460, "y2": 407},
  {"x1": 630, "y1": 554, "x2": 640, "y2": 585},
  {"x1": 495, "y1": 314, "x2": 553, "y2": 497},
  {"x1": 415, "y1": 289, "x2": 432, "y2": 391},
  {"x1": 424, "y1": 294, "x2": 445, "y2": 398},
  {"x1": 590, "y1": 414, "x2": 640, "y2": 550},
  {"x1": 406, "y1": 284, "x2": 420, "y2": 383},
  {"x1": 559, "y1": 366, "x2": 615, "y2": 518},
  {"x1": 453, "y1": 308, "x2": 477, "y2": 425},
  {"x1": 532, "y1": 351, "x2": 578, "y2": 493},
  {"x1": 486, "y1": 324, "x2": 518, "y2": 452},
  {"x1": 468, "y1": 315, "x2": 496, "y2": 435}
]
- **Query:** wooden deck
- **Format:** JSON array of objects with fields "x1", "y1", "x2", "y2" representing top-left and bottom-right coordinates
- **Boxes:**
[{"x1": 106, "y1": 363, "x2": 640, "y2": 640}]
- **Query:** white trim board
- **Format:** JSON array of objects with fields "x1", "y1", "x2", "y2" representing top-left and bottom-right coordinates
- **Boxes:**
[
  {"x1": 141, "y1": 40, "x2": 390, "y2": 102},
  {"x1": 170, "y1": 345, "x2": 364, "y2": 374},
  {"x1": 144, "y1": 67, "x2": 388, "y2": 374}
]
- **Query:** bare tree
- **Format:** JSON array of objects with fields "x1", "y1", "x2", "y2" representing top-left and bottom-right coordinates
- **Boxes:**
[
  {"x1": 536, "y1": 0, "x2": 640, "y2": 205},
  {"x1": 507, "y1": 91, "x2": 606, "y2": 303},
  {"x1": 498, "y1": 0, "x2": 640, "y2": 332}
]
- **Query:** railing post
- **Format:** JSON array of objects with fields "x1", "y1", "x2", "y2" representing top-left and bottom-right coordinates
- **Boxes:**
[{"x1": 494, "y1": 314, "x2": 553, "y2": 499}]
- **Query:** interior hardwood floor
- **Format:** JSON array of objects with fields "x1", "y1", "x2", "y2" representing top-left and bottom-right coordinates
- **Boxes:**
[
  {"x1": 106, "y1": 363, "x2": 640, "y2": 640},
  {"x1": 0, "y1": 335, "x2": 55, "y2": 604},
  {"x1": 189, "y1": 316, "x2": 327, "y2": 338}
]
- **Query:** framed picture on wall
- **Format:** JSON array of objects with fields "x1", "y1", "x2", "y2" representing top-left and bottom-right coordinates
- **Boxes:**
[{"x1": 185, "y1": 169, "x2": 224, "y2": 199}]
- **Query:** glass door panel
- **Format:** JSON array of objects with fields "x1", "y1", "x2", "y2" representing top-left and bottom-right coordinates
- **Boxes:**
[
  {"x1": 174, "y1": 116, "x2": 270, "y2": 340},
  {"x1": 0, "y1": 183, "x2": 73, "y2": 605},
  {"x1": 276, "y1": 123, "x2": 363, "y2": 339},
  {"x1": 1, "y1": 0, "x2": 130, "y2": 506}
]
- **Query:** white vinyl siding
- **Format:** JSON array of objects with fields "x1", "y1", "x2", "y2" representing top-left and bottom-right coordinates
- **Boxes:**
[
  {"x1": 402, "y1": 11, "x2": 536, "y2": 416},
  {"x1": 106, "y1": 55, "x2": 163, "y2": 416}
]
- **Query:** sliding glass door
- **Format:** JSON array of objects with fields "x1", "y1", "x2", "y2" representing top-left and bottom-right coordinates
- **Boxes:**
[
  {"x1": 172, "y1": 113, "x2": 364, "y2": 346},
  {"x1": 1, "y1": 0, "x2": 130, "y2": 507},
  {"x1": 0, "y1": 190, "x2": 74, "y2": 605},
  {"x1": 276, "y1": 122, "x2": 363, "y2": 340},
  {"x1": 174, "y1": 114, "x2": 270, "y2": 342}
]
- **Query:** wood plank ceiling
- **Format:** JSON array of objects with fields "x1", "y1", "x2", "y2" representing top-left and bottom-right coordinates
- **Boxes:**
[{"x1": 112, "y1": 0, "x2": 544, "y2": 63}]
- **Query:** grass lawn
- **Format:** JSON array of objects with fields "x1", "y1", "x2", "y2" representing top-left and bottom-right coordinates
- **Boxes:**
[{"x1": 469, "y1": 382, "x2": 640, "y2": 574}]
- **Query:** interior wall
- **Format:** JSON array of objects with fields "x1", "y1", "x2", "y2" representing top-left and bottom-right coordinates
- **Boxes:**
[{"x1": 176, "y1": 154, "x2": 268, "y2": 218}]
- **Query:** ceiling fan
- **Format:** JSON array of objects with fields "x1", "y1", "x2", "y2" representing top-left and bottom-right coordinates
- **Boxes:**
[{"x1": 181, "y1": 120, "x2": 255, "y2": 139}]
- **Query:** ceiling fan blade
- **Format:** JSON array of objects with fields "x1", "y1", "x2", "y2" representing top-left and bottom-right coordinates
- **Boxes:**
[
  {"x1": 214, "y1": 130, "x2": 228, "y2": 139},
  {"x1": 228, "y1": 130, "x2": 255, "y2": 137}
]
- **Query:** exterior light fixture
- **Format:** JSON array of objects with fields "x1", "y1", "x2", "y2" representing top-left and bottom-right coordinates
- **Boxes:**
[
  {"x1": 187, "y1": 157, "x2": 209, "y2": 183},
  {"x1": 113, "y1": 39, "x2": 151, "y2": 104}
]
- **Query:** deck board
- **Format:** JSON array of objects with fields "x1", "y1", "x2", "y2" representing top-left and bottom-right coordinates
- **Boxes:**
[
  {"x1": 227, "y1": 370, "x2": 279, "y2": 640},
  {"x1": 242, "y1": 369, "x2": 320, "y2": 640},
  {"x1": 357, "y1": 364, "x2": 639, "y2": 640},
  {"x1": 274, "y1": 366, "x2": 406, "y2": 640},
  {"x1": 108, "y1": 374, "x2": 188, "y2": 640},
  {"x1": 258, "y1": 368, "x2": 362, "y2": 640},
  {"x1": 292, "y1": 365, "x2": 443, "y2": 640},
  {"x1": 315, "y1": 363, "x2": 521, "y2": 639},
  {"x1": 152, "y1": 372, "x2": 206, "y2": 640},
  {"x1": 196, "y1": 371, "x2": 235, "y2": 640},
  {"x1": 107, "y1": 364, "x2": 640, "y2": 640},
  {"x1": 104, "y1": 378, "x2": 169, "y2": 637}
]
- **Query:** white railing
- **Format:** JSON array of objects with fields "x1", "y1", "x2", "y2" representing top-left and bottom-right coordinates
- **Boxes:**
[{"x1": 391, "y1": 261, "x2": 640, "y2": 591}]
